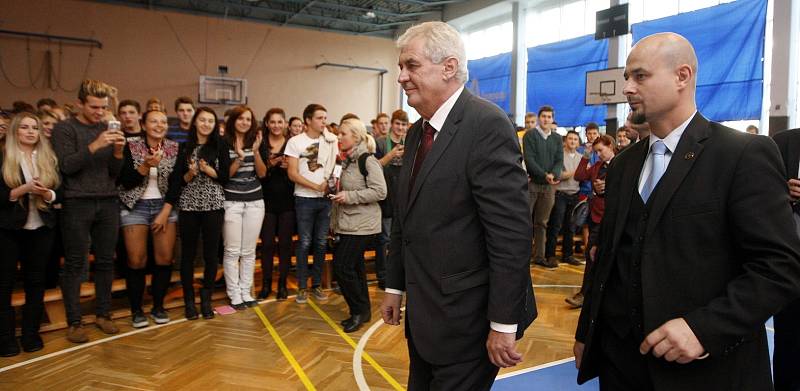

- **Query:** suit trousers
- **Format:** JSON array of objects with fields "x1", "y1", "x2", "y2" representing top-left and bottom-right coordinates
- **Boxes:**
[
  {"x1": 597, "y1": 325, "x2": 654, "y2": 391},
  {"x1": 407, "y1": 331, "x2": 499, "y2": 391},
  {"x1": 774, "y1": 298, "x2": 800, "y2": 391},
  {"x1": 529, "y1": 182, "x2": 555, "y2": 260}
]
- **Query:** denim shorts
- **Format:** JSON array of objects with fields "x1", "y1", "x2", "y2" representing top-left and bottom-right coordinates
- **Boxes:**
[{"x1": 120, "y1": 198, "x2": 178, "y2": 227}]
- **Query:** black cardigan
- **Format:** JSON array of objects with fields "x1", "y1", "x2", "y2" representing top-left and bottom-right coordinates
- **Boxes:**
[
  {"x1": 166, "y1": 141, "x2": 232, "y2": 206},
  {"x1": 0, "y1": 153, "x2": 63, "y2": 230}
]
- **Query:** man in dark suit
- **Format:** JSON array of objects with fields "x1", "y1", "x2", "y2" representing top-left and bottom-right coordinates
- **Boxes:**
[
  {"x1": 380, "y1": 21, "x2": 537, "y2": 390},
  {"x1": 771, "y1": 128, "x2": 800, "y2": 391},
  {"x1": 573, "y1": 32, "x2": 800, "y2": 390}
]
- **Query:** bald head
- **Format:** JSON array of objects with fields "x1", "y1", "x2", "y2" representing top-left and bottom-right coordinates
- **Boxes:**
[{"x1": 623, "y1": 33, "x2": 698, "y2": 138}]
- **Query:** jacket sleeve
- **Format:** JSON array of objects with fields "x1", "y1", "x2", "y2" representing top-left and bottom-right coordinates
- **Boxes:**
[
  {"x1": 523, "y1": 132, "x2": 546, "y2": 180},
  {"x1": 117, "y1": 144, "x2": 145, "y2": 190},
  {"x1": 468, "y1": 110, "x2": 534, "y2": 325},
  {"x1": 216, "y1": 142, "x2": 231, "y2": 186},
  {"x1": 0, "y1": 156, "x2": 13, "y2": 208},
  {"x1": 550, "y1": 137, "x2": 564, "y2": 179},
  {"x1": 386, "y1": 208, "x2": 405, "y2": 292},
  {"x1": 682, "y1": 136, "x2": 800, "y2": 357},
  {"x1": 573, "y1": 157, "x2": 592, "y2": 182},
  {"x1": 344, "y1": 156, "x2": 387, "y2": 204}
]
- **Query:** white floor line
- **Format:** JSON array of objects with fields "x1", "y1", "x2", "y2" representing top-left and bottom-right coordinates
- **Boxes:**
[
  {"x1": 0, "y1": 317, "x2": 188, "y2": 374},
  {"x1": 353, "y1": 306, "x2": 406, "y2": 391},
  {"x1": 495, "y1": 356, "x2": 577, "y2": 380}
]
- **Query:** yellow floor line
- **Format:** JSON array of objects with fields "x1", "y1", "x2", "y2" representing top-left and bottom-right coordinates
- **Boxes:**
[
  {"x1": 253, "y1": 307, "x2": 317, "y2": 391},
  {"x1": 306, "y1": 299, "x2": 406, "y2": 391}
]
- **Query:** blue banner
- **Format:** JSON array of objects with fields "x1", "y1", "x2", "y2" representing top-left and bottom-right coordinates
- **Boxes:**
[
  {"x1": 466, "y1": 52, "x2": 511, "y2": 113},
  {"x1": 632, "y1": 0, "x2": 766, "y2": 121}
]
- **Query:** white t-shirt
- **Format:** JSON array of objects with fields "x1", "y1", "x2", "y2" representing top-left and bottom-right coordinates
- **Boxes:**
[{"x1": 285, "y1": 132, "x2": 326, "y2": 198}]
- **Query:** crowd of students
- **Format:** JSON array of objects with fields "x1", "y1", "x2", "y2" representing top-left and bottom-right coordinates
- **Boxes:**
[{"x1": 0, "y1": 78, "x2": 411, "y2": 357}]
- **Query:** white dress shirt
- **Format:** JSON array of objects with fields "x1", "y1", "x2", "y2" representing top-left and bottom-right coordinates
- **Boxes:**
[
  {"x1": 637, "y1": 111, "x2": 697, "y2": 194},
  {"x1": 386, "y1": 85, "x2": 518, "y2": 333}
]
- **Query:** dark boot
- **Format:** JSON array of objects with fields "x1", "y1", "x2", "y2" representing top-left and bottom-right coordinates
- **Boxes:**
[
  {"x1": 0, "y1": 309, "x2": 19, "y2": 357},
  {"x1": 200, "y1": 288, "x2": 214, "y2": 319},
  {"x1": 258, "y1": 277, "x2": 272, "y2": 300},
  {"x1": 21, "y1": 303, "x2": 44, "y2": 352}
]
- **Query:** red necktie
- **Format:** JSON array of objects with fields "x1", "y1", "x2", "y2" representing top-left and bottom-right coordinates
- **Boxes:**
[{"x1": 409, "y1": 121, "x2": 436, "y2": 193}]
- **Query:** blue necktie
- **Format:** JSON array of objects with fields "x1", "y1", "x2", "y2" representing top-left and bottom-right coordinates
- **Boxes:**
[{"x1": 640, "y1": 140, "x2": 669, "y2": 203}]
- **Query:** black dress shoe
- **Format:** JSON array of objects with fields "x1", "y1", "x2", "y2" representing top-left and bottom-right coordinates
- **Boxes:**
[
  {"x1": 0, "y1": 336, "x2": 20, "y2": 357},
  {"x1": 343, "y1": 314, "x2": 365, "y2": 333},
  {"x1": 340, "y1": 317, "x2": 354, "y2": 327},
  {"x1": 21, "y1": 334, "x2": 44, "y2": 353},
  {"x1": 276, "y1": 287, "x2": 288, "y2": 301},
  {"x1": 185, "y1": 305, "x2": 199, "y2": 320},
  {"x1": 258, "y1": 289, "x2": 272, "y2": 300}
]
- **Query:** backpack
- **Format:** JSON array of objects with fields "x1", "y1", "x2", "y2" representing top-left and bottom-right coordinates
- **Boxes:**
[{"x1": 357, "y1": 153, "x2": 371, "y2": 183}]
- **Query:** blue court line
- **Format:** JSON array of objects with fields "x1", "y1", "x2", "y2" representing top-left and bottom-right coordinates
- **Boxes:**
[{"x1": 492, "y1": 321, "x2": 775, "y2": 390}]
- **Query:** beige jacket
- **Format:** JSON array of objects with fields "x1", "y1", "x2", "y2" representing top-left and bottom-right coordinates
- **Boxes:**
[{"x1": 331, "y1": 145, "x2": 387, "y2": 235}]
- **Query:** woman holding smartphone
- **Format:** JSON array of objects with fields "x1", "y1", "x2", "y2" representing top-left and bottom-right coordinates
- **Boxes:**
[
  {"x1": 329, "y1": 119, "x2": 386, "y2": 332},
  {"x1": 222, "y1": 106, "x2": 267, "y2": 309},
  {"x1": 0, "y1": 113, "x2": 60, "y2": 355},
  {"x1": 170, "y1": 107, "x2": 230, "y2": 319},
  {"x1": 118, "y1": 110, "x2": 179, "y2": 327},
  {"x1": 258, "y1": 108, "x2": 294, "y2": 301}
]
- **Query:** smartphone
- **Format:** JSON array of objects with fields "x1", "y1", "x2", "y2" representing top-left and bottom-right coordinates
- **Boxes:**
[{"x1": 108, "y1": 120, "x2": 121, "y2": 131}]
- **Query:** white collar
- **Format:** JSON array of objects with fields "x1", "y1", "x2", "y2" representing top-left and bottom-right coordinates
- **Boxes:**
[
  {"x1": 426, "y1": 85, "x2": 464, "y2": 132},
  {"x1": 648, "y1": 111, "x2": 697, "y2": 154}
]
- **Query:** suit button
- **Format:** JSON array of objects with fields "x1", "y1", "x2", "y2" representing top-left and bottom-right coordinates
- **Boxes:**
[{"x1": 642, "y1": 212, "x2": 649, "y2": 220}]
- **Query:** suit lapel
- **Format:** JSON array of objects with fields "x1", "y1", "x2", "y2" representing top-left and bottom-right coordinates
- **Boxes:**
[
  {"x1": 644, "y1": 113, "x2": 711, "y2": 237},
  {"x1": 611, "y1": 140, "x2": 649, "y2": 251},
  {"x1": 404, "y1": 89, "x2": 471, "y2": 219},
  {"x1": 396, "y1": 119, "x2": 423, "y2": 220}
]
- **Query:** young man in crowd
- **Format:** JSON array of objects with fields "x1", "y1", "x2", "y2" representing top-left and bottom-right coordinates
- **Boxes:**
[
  {"x1": 616, "y1": 126, "x2": 631, "y2": 151},
  {"x1": 285, "y1": 103, "x2": 339, "y2": 304},
  {"x1": 36, "y1": 98, "x2": 57, "y2": 112},
  {"x1": 545, "y1": 130, "x2": 583, "y2": 267},
  {"x1": 167, "y1": 96, "x2": 195, "y2": 143},
  {"x1": 373, "y1": 113, "x2": 390, "y2": 138},
  {"x1": 52, "y1": 79, "x2": 125, "y2": 343},
  {"x1": 576, "y1": 122, "x2": 601, "y2": 254},
  {"x1": 118, "y1": 100, "x2": 143, "y2": 138},
  {"x1": 373, "y1": 109, "x2": 409, "y2": 290},
  {"x1": 523, "y1": 105, "x2": 563, "y2": 269}
]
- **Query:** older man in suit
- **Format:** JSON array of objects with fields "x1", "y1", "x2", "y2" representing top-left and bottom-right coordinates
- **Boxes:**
[
  {"x1": 573, "y1": 32, "x2": 800, "y2": 390},
  {"x1": 379, "y1": 22, "x2": 536, "y2": 390}
]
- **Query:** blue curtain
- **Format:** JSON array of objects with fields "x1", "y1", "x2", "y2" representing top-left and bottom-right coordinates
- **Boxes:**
[
  {"x1": 466, "y1": 53, "x2": 512, "y2": 113},
  {"x1": 526, "y1": 35, "x2": 608, "y2": 127},
  {"x1": 632, "y1": 0, "x2": 766, "y2": 121}
]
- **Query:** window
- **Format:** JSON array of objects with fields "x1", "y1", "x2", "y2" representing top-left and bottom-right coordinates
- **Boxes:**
[{"x1": 464, "y1": 22, "x2": 513, "y2": 60}]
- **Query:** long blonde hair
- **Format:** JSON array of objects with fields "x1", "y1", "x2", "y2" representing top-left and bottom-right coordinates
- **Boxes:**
[{"x1": 2, "y1": 113, "x2": 60, "y2": 210}]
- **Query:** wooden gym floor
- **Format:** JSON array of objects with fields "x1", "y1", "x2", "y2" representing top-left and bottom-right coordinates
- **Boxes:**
[{"x1": 0, "y1": 262, "x2": 586, "y2": 390}]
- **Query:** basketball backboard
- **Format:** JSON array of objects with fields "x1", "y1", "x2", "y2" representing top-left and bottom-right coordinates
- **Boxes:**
[
  {"x1": 199, "y1": 76, "x2": 247, "y2": 105},
  {"x1": 585, "y1": 67, "x2": 626, "y2": 105}
]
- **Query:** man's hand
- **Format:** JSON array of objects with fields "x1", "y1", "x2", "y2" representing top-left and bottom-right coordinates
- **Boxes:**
[
  {"x1": 574, "y1": 341, "x2": 585, "y2": 369},
  {"x1": 788, "y1": 179, "x2": 800, "y2": 200},
  {"x1": 330, "y1": 191, "x2": 347, "y2": 204},
  {"x1": 89, "y1": 129, "x2": 124, "y2": 154},
  {"x1": 380, "y1": 292, "x2": 402, "y2": 326},
  {"x1": 487, "y1": 330, "x2": 522, "y2": 368},
  {"x1": 391, "y1": 144, "x2": 405, "y2": 159},
  {"x1": 593, "y1": 179, "x2": 606, "y2": 194},
  {"x1": 640, "y1": 318, "x2": 707, "y2": 364}
]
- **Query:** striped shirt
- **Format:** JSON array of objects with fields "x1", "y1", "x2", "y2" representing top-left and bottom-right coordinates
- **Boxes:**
[{"x1": 225, "y1": 148, "x2": 263, "y2": 201}]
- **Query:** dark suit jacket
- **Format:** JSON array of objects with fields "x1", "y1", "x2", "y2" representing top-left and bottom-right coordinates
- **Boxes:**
[
  {"x1": 773, "y1": 128, "x2": 800, "y2": 181},
  {"x1": 386, "y1": 88, "x2": 537, "y2": 366},
  {"x1": 0, "y1": 153, "x2": 62, "y2": 230},
  {"x1": 575, "y1": 114, "x2": 800, "y2": 390}
]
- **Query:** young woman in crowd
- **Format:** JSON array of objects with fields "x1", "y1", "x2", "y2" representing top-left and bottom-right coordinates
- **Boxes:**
[
  {"x1": 222, "y1": 106, "x2": 267, "y2": 309},
  {"x1": 288, "y1": 116, "x2": 304, "y2": 137},
  {"x1": 567, "y1": 134, "x2": 617, "y2": 308},
  {"x1": 170, "y1": 107, "x2": 230, "y2": 319},
  {"x1": 37, "y1": 110, "x2": 59, "y2": 139},
  {"x1": 0, "y1": 113, "x2": 61, "y2": 355},
  {"x1": 259, "y1": 108, "x2": 295, "y2": 301},
  {"x1": 117, "y1": 110, "x2": 179, "y2": 327},
  {"x1": 329, "y1": 119, "x2": 386, "y2": 333}
]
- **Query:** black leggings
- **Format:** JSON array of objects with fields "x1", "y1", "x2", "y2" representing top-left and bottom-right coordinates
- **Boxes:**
[
  {"x1": 179, "y1": 210, "x2": 224, "y2": 304},
  {"x1": 260, "y1": 210, "x2": 295, "y2": 287},
  {"x1": 0, "y1": 227, "x2": 54, "y2": 338}
]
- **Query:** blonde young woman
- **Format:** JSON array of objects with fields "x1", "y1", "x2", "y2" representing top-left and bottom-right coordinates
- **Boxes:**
[
  {"x1": 0, "y1": 113, "x2": 61, "y2": 356},
  {"x1": 330, "y1": 119, "x2": 386, "y2": 332}
]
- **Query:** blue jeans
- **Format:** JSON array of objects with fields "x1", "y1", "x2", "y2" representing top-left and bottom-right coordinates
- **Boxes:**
[
  {"x1": 545, "y1": 191, "x2": 579, "y2": 259},
  {"x1": 294, "y1": 197, "x2": 331, "y2": 289}
]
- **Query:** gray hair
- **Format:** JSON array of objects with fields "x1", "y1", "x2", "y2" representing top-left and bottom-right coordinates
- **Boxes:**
[{"x1": 397, "y1": 22, "x2": 469, "y2": 84}]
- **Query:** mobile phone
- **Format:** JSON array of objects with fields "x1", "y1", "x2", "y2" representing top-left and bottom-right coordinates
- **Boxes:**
[{"x1": 108, "y1": 120, "x2": 121, "y2": 131}]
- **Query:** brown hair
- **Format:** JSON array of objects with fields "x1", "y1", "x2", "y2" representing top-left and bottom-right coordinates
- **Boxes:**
[
  {"x1": 224, "y1": 105, "x2": 258, "y2": 149},
  {"x1": 118, "y1": 99, "x2": 141, "y2": 113},
  {"x1": 78, "y1": 79, "x2": 114, "y2": 103},
  {"x1": 537, "y1": 105, "x2": 554, "y2": 117},
  {"x1": 593, "y1": 134, "x2": 617, "y2": 152},
  {"x1": 302, "y1": 103, "x2": 326, "y2": 123},
  {"x1": 174, "y1": 96, "x2": 195, "y2": 112},
  {"x1": 391, "y1": 109, "x2": 408, "y2": 123},
  {"x1": 376, "y1": 112, "x2": 389, "y2": 121},
  {"x1": 264, "y1": 107, "x2": 286, "y2": 123}
]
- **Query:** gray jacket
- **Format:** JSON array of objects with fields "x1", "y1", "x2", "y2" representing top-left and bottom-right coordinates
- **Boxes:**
[{"x1": 331, "y1": 145, "x2": 387, "y2": 235}]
